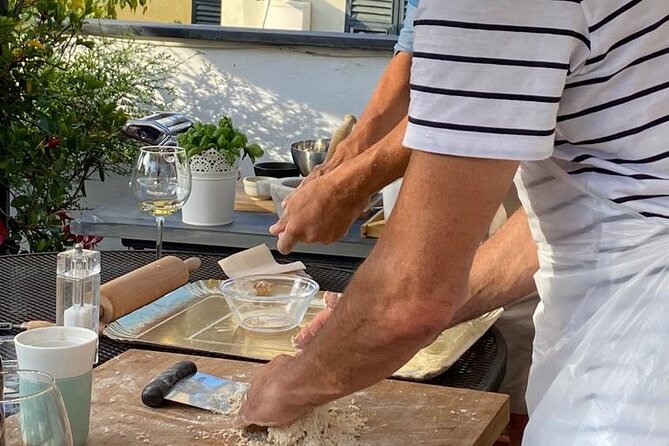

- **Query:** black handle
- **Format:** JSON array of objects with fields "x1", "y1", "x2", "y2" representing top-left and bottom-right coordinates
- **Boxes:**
[{"x1": 141, "y1": 361, "x2": 197, "y2": 408}]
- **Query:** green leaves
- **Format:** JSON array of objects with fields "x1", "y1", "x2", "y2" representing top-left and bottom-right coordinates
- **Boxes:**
[
  {"x1": 75, "y1": 38, "x2": 96, "y2": 50},
  {"x1": 177, "y1": 116, "x2": 264, "y2": 165},
  {"x1": 246, "y1": 143, "x2": 263, "y2": 160},
  {"x1": 1, "y1": 0, "x2": 176, "y2": 252},
  {"x1": 35, "y1": 238, "x2": 53, "y2": 252},
  {"x1": 11, "y1": 195, "x2": 30, "y2": 209}
]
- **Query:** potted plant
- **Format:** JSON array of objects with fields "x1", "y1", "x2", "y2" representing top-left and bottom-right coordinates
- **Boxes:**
[{"x1": 177, "y1": 117, "x2": 263, "y2": 225}]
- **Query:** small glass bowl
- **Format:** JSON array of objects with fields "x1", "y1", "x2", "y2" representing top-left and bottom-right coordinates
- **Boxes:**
[{"x1": 220, "y1": 274, "x2": 319, "y2": 333}]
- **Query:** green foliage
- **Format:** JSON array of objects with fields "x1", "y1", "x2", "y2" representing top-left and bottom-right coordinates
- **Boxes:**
[
  {"x1": 0, "y1": 0, "x2": 177, "y2": 253},
  {"x1": 176, "y1": 117, "x2": 264, "y2": 166}
]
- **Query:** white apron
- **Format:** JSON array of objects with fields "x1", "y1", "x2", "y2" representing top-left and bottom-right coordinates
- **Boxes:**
[{"x1": 515, "y1": 159, "x2": 669, "y2": 446}]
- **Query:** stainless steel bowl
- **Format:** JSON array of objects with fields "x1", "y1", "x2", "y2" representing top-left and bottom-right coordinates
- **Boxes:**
[{"x1": 290, "y1": 138, "x2": 330, "y2": 177}]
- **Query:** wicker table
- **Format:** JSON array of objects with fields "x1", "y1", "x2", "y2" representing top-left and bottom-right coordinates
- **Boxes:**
[{"x1": 0, "y1": 250, "x2": 506, "y2": 391}]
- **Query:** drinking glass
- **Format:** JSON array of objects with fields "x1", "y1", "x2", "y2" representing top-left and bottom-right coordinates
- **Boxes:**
[
  {"x1": 0, "y1": 370, "x2": 74, "y2": 446},
  {"x1": 130, "y1": 146, "x2": 191, "y2": 259}
]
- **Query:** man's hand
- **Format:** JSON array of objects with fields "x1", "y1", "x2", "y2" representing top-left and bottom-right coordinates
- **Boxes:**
[
  {"x1": 293, "y1": 292, "x2": 341, "y2": 349},
  {"x1": 299, "y1": 144, "x2": 351, "y2": 187},
  {"x1": 298, "y1": 160, "x2": 337, "y2": 187},
  {"x1": 269, "y1": 173, "x2": 369, "y2": 254},
  {"x1": 236, "y1": 355, "x2": 316, "y2": 427},
  {"x1": 238, "y1": 292, "x2": 342, "y2": 426}
]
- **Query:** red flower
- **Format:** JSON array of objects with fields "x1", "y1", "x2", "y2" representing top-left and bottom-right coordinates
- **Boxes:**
[
  {"x1": 46, "y1": 137, "x2": 61, "y2": 149},
  {"x1": 54, "y1": 210, "x2": 71, "y2": 223},
  {"x1": 0, "y1": 219, "x2": 7, "y2": 247},
  {"x1": 56, "y1": 211, "x2": 103, "y2": 249},
  {"x1": 75, "y1": 234, "x2": 103, "y2": 249}
]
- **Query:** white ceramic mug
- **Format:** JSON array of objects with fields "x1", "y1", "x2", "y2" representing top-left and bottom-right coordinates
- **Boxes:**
[{"x1": 15, "y1": 326, "x2": 98, "y2": 446}]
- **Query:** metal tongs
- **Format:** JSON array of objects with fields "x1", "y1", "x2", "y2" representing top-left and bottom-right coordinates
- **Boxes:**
[{"x1": 123, "y1": 112, "x2": 195, "y2": 146}]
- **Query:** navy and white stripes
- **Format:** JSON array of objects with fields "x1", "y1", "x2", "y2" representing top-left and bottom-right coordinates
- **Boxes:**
[{"x1": 404, "y1": 0, "x2": 669, "y2": 220}]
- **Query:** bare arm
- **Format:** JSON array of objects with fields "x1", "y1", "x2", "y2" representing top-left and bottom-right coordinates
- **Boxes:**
[
  {"x1": 338, "y1": 117, "x2": 410, "y2": 192},
  {"x1": 312, "y1": 52, "x2": 412, "y2": 177},
  {"x1": 271, "y1": 118, "x2": 411, "y2": 253},
  {"x1": 340, "y1": 52, "x2": 411, "y2": 154},
  {"x1": 451, "y1": 207, "x2": 539, "y2": 327},
  {"x1": 239, "y1": 150, "x2": 519, "y2": 426},
  {"x1": 293, "y1": 207, "x2": 538, "y2": 349},
  {"x1": 271, "y1": 53, "x2": 413, "y2": 252}
]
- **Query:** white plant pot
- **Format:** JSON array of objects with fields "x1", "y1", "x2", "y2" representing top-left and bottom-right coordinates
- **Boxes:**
[{"x1": 181, "y1": 150, "x2": 239, "y2": 226}]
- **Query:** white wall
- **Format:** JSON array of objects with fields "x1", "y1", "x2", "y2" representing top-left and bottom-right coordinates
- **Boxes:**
[
  {"x1": 161, "y1": 38, "x2": 389, "y2": 176},
  {"x1": 221, "y1": 0, "x2": 347, "y2": 32},
  {"x1": 81, "y1": 37, "x2": 391, "y2": 248}
]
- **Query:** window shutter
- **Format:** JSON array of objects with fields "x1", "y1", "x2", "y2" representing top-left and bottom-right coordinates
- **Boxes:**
[
  {"x1": 346, "y1": 0, "x2": 406, "y2": 35},
  {"x1": 192, "y1": 0, "x2": 221, "y2": 24}
]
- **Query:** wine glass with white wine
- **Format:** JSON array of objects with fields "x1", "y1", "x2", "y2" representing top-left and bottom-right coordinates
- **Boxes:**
[{"x1": 130, "y1": 146, "x2": 191, "y2": 259}]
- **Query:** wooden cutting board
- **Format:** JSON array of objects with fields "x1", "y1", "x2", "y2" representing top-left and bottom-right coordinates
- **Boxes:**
[
  {"x1": 234, "y1": 181, "x2": 276, "y2": 213},
  {"x1": 89, "y1": 350, "x2": 509, "y2": 445}
]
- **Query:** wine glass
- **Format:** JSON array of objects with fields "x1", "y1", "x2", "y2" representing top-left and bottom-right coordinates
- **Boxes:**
[
  {"x1": 0, "y1": 370, "x2": 73, "y2": 445},
  {"x1": 130, "y1": 146, "x2": 191, "y2": 259}
]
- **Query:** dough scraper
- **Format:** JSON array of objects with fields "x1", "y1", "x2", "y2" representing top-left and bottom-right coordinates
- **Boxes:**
[{"x1": 141, "y1": 360, "x2": 248, "y2": 413}]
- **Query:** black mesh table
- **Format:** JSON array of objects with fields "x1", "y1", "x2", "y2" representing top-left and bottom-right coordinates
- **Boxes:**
[{"x1": 0, "y1": 251, "x2": 506, "y2": 391}]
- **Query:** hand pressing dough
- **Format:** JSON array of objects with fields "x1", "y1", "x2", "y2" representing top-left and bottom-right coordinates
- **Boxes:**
[{"x1": 220, "y1": 390, "x2": 367, "y2": 446}]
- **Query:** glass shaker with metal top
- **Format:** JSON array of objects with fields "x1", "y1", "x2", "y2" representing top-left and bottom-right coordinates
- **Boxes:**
[{"x1": 56, "y1": 243, "x2": 101, "y2": 342}]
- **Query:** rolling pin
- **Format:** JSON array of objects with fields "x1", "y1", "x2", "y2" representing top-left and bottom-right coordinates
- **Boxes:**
[
  {"x1": 99, "y1": 256, "x2": 201, "y2": 324},
  {"x1": 325, "y1": 114, "x2": 357, "y2": 163},
  {"x1": 0, "y1": 321, "x2": 55, "y2": 331}
]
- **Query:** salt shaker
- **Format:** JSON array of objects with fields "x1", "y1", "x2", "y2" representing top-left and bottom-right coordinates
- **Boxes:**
[{"x1": 56, "y1": 244, "x2": 101, "y2": 339}]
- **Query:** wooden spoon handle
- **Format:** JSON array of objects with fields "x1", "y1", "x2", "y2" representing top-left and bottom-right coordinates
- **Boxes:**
[{"x1": 325, "y1": 114, "x2": 357, "y2": 162}]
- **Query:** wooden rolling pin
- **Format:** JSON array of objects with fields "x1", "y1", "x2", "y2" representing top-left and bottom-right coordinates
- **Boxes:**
[
  {"x1": 325, "y1": 114, "x2": 357, "y2": 163},
  {"x1": 2, "y1": 320, "x2": 105, "y2": 335},
  {"x1": 99, "y1": 256, "x2": 201, "y2": 324}
]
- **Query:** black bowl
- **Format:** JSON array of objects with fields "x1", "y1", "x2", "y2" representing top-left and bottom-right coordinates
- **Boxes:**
[{"x1": 253, "y1": 162, "x2": 300, "y2": 178}]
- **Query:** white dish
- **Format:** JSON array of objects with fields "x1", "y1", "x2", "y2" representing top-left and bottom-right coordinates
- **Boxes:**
[{"x1": 242, "y1": 176, "x2": 273, "y2": 200}]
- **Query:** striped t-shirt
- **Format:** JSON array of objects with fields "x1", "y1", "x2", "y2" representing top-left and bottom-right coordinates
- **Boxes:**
[{"x1": 404, "y1": 0, "x2": 669, "y2": 220}]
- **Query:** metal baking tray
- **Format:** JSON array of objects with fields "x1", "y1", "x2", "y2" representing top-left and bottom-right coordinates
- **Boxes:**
[{"x1": 103, "y1": 280, "x2": 502, "y2": 380}]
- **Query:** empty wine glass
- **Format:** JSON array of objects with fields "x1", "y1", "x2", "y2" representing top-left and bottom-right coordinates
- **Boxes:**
[
  {"x1": 130, "y1": 146, "x2": 191, "y2": 259},
  {"x1": 0, "y1": 370, "x2": 73, "y2": 446}
]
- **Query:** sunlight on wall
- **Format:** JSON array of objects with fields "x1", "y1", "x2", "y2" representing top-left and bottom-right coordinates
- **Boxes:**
[{"x1": 140, "y1": 39, "x2": 390, "y2": 175}]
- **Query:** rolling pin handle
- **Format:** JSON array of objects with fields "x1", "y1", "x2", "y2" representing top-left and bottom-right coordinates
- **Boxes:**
[{"x1": 184, "y1": 257, "x2": 201, "y2": 273}]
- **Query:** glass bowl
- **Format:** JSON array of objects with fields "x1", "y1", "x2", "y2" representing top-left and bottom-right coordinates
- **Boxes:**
[{"x1": 220, "y1": 274, "x2": 319, "y2": 333}]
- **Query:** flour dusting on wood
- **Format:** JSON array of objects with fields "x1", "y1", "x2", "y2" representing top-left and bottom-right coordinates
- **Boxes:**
[{"x1": 214, "y1": 390, "x2": 367, "y2": 445}]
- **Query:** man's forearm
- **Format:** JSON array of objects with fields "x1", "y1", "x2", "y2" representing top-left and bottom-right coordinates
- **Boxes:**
[
  {"x1": 451, "y1": 208, "x2": 539, "y2": 327},
  {"x1": 331, "y1": 52, "x2": 412, "y2": 163},
  {"x1": 330, "y1": 118, "x2": 410, "y2": 198},
  {"x1": 283, "y1": 152, "x2": 520, "y2": 408}
]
